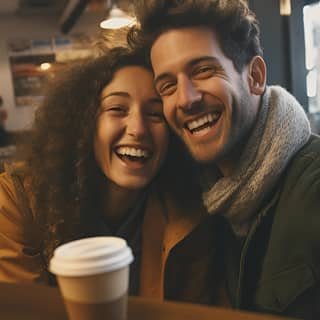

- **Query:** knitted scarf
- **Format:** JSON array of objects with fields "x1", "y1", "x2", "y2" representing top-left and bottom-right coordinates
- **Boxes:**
[{"x1": 202, "y1": 86, "x2": 311, "y2": 236}]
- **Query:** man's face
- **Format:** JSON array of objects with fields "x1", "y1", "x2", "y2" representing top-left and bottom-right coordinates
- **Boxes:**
[{"x1": 151, "y1": 26, "x2": 261, "y2": 174}]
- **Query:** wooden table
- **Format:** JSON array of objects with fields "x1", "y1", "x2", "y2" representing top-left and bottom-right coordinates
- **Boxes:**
[{"x1": 0, "y1": 282, "x2": 295, "y2": 320}]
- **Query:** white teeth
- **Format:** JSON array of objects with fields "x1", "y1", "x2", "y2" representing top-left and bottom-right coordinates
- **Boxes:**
[
  {"x1": 116, "y1": 147, "x2": 149, "y2": 158},
  {"x1": 187, "y1": 112, "x2": 220, "y2": 131}
]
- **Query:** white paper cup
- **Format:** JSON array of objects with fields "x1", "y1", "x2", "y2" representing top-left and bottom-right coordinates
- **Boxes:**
[{"x1": 49, "y1": 237, "x2": 134, "y2": 320}]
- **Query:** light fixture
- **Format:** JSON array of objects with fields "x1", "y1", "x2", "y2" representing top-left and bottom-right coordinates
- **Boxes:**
[
  {"x1": 39, "y1": 63, "x2": 52, "y2": 71},
  {"x1": 100, "y1": 5, "x2": 135, "y2": 30},
  {"x1": 280, "y1": 0, "x2": 291, "y2": 16}
]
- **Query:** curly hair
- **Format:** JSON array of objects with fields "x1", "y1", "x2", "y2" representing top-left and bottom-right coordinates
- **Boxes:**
[
  {"x1": 21, "y1": 47, "x2": 163, "y2": 266},
  {"x1": 129, "y1": 0, "x2": 263, "y2": 72}
]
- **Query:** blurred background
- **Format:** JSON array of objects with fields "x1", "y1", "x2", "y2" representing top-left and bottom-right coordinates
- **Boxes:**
[{"x1": 0, "y1": 0, "x2": 319, "y2": 155}]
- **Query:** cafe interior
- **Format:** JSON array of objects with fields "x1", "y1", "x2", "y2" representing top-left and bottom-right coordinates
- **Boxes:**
[
  {"x1": 0, "y1": 0, "x2": 320, "y2": 157},
  {"x1": 0, "y1": 0, "x2": 320, "y2": 319},
  {"x1": 0, "y1": 0, "x2": 319, "y2": 154}
]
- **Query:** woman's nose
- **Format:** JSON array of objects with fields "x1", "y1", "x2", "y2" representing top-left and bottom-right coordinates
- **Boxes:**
[{"x1": 126, "y1": 111, "x2": 147, "y2": 138}]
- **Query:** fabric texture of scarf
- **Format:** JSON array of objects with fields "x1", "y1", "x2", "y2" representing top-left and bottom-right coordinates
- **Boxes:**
[{"x1": 202, "y1": 85, "x2": 311, "y2": 236}]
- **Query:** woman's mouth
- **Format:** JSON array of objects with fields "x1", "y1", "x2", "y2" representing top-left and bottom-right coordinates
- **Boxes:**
[{"x1": 115, "y1": 146, "x2": 151, "y2": 164}]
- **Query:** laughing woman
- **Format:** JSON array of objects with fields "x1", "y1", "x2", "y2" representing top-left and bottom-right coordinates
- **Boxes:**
[{"x1": 0, "y1": 47, "x2": 223, "y2": 305}]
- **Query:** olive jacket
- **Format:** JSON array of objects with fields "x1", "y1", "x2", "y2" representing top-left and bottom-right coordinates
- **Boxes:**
[{"x1": 223, "y1": 134, "x2": 320, "y2": 319}]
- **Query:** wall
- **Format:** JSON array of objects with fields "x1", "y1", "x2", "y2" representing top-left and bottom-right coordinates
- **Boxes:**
[
  {"x1": 0, "y1": 11, "x2": 104, "y2": 131},
  {"x1": 250, "y1": 0, "x2": 289, "y2": 87},
  {"x1": 0, "y1": 2, "x2": 310, "y2": 130},
  {"x1": 250, "y1": 0, "x2": 308, "y2": 109}
]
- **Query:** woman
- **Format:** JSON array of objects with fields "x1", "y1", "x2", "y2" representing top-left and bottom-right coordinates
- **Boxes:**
[{"x1": 0, "y1": 47, "x2": 223, "y2": 304}]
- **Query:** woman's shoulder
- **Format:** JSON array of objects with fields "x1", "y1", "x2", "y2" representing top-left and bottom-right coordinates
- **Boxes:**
[
  {"x1": 0, "y1": 162, "x2": 23, "y2": 202},
  {"x1": 0, "y1": 162, "x2": 49, "y2": 284},
  {"x1": 0, "y1": 161, "x2": 34, "y2": 222}
]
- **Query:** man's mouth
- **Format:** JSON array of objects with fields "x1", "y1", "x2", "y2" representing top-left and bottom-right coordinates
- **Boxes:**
[
  {"x1": 115, "y1": 146, "x2": 150, "y2": 163},
  {"x1": 185, "y1": 111, "x2": 221, "y2": 134}
]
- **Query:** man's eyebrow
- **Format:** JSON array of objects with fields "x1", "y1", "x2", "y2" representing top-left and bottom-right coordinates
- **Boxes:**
[
  {"x1": 101, "y1": 91, "x2": 129, "y2": 102},
  {"x1": 154, "y1": 72, "x2": 172, "y2": 88},
  {"x1": 154, "y1": 56, "x2": 221, "y2": 86},
  {"x1": 189, "y1": 56, "x2": 221, "y2": 67}
]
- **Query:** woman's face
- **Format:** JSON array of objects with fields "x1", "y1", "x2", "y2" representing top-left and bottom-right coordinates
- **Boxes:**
[{"x1": 94, "y1": 65, "x2": 169, "y2": 190}]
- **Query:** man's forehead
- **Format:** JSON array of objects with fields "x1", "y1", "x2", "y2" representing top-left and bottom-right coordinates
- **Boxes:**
[{"x1": 150, "y1": 26, "x2": 224, "y2": 73}]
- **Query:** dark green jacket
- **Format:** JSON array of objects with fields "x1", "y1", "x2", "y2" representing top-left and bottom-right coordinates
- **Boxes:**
[{"x1": 224, "y1": 134, "x2": 320, "y2": 319}]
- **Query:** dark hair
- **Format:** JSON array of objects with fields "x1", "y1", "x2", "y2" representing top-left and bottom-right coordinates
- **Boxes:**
[
  {"x1": 21, "y1": 47, "x2": 155, "y2": 265},
  {"x1": 129, "y1": 0, "x2": 263, "y2": 71},
  {"x1": 94, "y1": 26, "x2": 132, "y2": 57}
]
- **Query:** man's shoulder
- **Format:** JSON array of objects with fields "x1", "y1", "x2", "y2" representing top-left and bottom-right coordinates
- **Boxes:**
[
  {"x1": 284, "y1": 134, "x2": 320, "y2": 181},
  {"x1": 263, "y1": 134, "x2": 320, "y2": 270},
  {"x1": 271, "y1": 134, "x2": 320, "y2": 224},
  {"x1": 297, "y1": 133, "x2": 320, "y2": 157},
  {"x1": 269, "y1": 134, "x2": 320, "y2": 224}
]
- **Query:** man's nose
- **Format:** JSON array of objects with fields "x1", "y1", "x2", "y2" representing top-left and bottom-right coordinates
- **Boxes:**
[
  {"x1": 126, "y1": 110, "x2": 147, "y2": 138},
  {"x1": 176, "y1": 76, "x2": 202, "y2": 111}
]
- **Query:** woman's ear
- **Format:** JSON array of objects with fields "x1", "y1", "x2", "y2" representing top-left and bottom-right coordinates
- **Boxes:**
[{"x1": 247, "y1": 56, "x2": 266, "y2": 95}]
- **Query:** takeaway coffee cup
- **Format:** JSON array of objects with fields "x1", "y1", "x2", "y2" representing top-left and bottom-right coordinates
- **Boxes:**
[{"x1": 49, "y1": 237, "x2": 134, "y2": 320}]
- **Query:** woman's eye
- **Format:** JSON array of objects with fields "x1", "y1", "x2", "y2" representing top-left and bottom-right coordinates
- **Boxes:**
[
  {"x1": 97, "y1": 105, "x2": 127, "y2": 118},
  {"x1": 149, "y1": 111, "x2": 164, "y2": 118},
  {"x1": 145, "y1": 103, "x2": 165, "y2": 121},
  {"x1": 146, "y1": 111, "x2": 165, "y2": 122}
]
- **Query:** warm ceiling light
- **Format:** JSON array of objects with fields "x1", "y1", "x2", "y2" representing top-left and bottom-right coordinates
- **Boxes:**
[
  {"x1": 280, "y1": 0, "x2": 291, "y2": 16},
  {"x1": 40, "y1": 63, "x2": 52, "y2": 71},
  {"x1": 100, "y1": 5, "x2": 135, "y2": 30}
]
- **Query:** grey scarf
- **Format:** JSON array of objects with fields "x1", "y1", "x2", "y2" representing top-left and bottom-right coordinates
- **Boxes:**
[{"x1": 202, "y1": 86, "x2": 311, "y2": 236}]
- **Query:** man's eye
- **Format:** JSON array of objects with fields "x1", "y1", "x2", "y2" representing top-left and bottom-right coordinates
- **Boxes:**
[
  {"x1": 193, "y1": 66, "x2": 216, "y2": 77},
  {"x1": 158, "y1": 82, "x2": 176, "y2": 96}
]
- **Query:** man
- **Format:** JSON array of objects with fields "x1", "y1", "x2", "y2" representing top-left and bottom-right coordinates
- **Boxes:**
[{"x1": 130, "y1": 0, "x2": 320, "y2": 318}]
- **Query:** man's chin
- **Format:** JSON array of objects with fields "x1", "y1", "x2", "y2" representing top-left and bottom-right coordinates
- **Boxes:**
[{"x1": 187, "y1": 148, "x2": 217, "y2": 164}]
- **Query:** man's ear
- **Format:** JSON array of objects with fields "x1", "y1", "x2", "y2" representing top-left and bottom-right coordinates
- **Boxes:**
[{"x1": 247, "y1": 56, "x2": 266, "y2": 95}]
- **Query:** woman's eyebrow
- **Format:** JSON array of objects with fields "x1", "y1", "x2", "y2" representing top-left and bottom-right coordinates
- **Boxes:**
[{"x1": 101, "y1": 91, "x2": 129, "y2": 101}]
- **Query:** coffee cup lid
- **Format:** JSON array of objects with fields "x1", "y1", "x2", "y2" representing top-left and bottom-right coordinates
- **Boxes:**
[{"x1": 49, "y1": 237, "x2": 134, "y2": 277}]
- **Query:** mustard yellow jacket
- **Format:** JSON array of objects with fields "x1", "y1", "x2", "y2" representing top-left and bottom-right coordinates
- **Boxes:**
[
  {"x1": 0, "y1": 164, "x2": 48, "y2": 283},
  {"x1": 0, "y1": 163, "x2": 222, "y2": 305}
]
